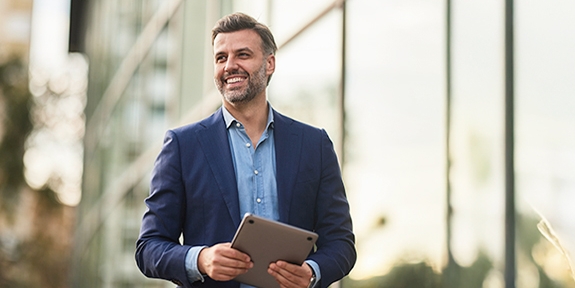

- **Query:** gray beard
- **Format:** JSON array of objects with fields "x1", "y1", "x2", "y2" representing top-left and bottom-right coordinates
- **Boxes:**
[{"x1": 217, "y1": 62, "x2": 267, "y2": 104}]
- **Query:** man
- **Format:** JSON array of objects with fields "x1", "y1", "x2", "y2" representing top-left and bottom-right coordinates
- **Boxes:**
[{"x1": 136, "y1": 12, "x2": 356, "y2": 288}]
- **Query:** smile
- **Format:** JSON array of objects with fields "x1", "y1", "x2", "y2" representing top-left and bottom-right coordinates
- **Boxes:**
[{"x1": 226, "y1": 77, "x2": 246, "y2": 84}]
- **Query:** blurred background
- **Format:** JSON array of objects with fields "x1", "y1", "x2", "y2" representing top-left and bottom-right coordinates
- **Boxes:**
[{"x1": 0, "y1": 0, "x2": 574, "y2": 287}]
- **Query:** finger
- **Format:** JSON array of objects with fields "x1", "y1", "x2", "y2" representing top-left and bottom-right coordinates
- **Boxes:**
[
  {"x1": 206, "y1": 258, "x2": 252, "y2": 281},
  {"x1": 268, "y1": 264, "x2": 292, "y2": 287},
  {"x1": 213, "y1": 253, "x2": 252, "y2": 269},
  {"x1": 268, "y1": 262, "x2": 310, "y2": 287},
  {"x1": 210, "y1": 243, "x2": 252, "y2": 264},
  {"x1": 226, "y1": 248, "x2": 253, "y2": 263},
  {"x1": 276, "y1": 261, "x2": 312, "y2": 279},
  {"x1": 210, "y1": 265, "x2": 251, "y2": 281},
  {"x1": 199, "y1": 244, "x2": 253, "y2": 280}
]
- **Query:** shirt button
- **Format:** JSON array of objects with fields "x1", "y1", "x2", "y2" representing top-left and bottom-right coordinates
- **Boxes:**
[
  {"x1": 254, "y1": 170, "x2": 259, "y2": 175},
  {"x1": 256, "y1": 198, "x2": 262, "y2": 203},
  {"x1": 236, "y1": 122, "x2": 241, "y2": 128},
  {"x1": 246, "y1": 143, "x2": 251, "y2": 148}
]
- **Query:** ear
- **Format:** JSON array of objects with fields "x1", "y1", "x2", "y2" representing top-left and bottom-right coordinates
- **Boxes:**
[{"x1": 266, "y1": 54, "x2": 275, "y2": 76}]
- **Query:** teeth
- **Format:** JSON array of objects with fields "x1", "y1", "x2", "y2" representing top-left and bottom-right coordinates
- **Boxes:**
[{"x1": 227, "y1": 77, "x2": 244, "y2": 84}]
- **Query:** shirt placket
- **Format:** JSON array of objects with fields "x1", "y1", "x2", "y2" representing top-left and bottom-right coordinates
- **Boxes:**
[{"x1": 253, "y1": 131, "x2": 269, "y2": 215}]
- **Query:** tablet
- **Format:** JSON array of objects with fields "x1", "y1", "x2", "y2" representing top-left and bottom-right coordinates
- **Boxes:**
[{"x1": 230, "y1": 213, "x2": 318, "y2": 288}]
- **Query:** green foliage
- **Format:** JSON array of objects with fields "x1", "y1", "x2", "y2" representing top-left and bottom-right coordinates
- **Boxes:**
[
  {"x1": 380, "y1": 262, "x2": 441, "y2": 288},
  {"x1": 0, "y1": 58, "x2": 34, "y2": 214},
  {"x1": 345, "y1": 262, "x2": 441, "y2": 288},
  {"x1": 0, "y1": 58, "x2": 72, "y2": 288},
  {"x1": 443, "y1": 252, "x2": 493, "y2": 288},
  {"x1": 345, "y1": 213, "x2": 569, "y2": 288},
  {"x1": 344, "y1": 255, "x2": 491, "y2": 288}
]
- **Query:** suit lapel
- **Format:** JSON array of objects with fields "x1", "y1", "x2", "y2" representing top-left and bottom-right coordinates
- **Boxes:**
[
  {"x1": 197, "y1": 108, "x2": 241, "y2": 227},
  {"x1": 273, "y1": 110, "x2": 302, "y2": 223}
]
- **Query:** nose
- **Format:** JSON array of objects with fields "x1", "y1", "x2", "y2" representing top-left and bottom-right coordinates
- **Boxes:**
[{"x1": 224, "y1": 56, "x2": 238, "y2": 72}]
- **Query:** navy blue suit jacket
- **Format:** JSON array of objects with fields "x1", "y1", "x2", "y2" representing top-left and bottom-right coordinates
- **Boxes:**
[{"x1": 136, "y1": 108, "x2": 356, "y2": 287}]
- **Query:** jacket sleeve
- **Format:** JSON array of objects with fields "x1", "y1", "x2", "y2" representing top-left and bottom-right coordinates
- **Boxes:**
[
  {"x1": 308, "y1": 129, "x2": 356, "y2": 288},
  {"x1": 135, "y1": 130, "x2": 193, "y2": 287}
]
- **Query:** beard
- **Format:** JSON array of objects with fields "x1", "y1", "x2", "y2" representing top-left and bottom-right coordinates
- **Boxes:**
[{"x1": 216, "y1": 60, "x2": 268, "y2": 104}]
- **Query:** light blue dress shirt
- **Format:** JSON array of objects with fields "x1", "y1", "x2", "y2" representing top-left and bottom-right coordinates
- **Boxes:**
[
  {"x1": 225, "y1": 105, "x2": 279, "y2": 222},
  {"x1": 185, "y1": 105, "x2": 320, "y2": 287}
]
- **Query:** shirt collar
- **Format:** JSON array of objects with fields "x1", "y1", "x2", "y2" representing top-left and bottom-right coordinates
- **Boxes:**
[{"x1": 222, "y1": 103, "x2": 275, "y2": 130}]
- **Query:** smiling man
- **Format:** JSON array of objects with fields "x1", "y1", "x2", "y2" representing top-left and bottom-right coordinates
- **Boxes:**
[{"x1": 136, "y1": 12, "x2": 356, "y2": 288}]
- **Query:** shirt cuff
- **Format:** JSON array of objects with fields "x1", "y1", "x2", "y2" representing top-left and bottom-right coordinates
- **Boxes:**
[
  {"x1": 185, "y1": 246, "x2": 207, "y2": 283},
  {"x1": 305, "y1": 260, "x2": 321, "y2": 287}
]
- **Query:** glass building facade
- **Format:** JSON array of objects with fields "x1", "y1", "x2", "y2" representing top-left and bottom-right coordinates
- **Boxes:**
[{"x1": 72, "y1": 0, "x2": 575, "y2": 287}]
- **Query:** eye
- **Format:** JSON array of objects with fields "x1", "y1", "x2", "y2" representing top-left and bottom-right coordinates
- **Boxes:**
[{"x1": 215, "y1": 55, "x2": 227, "y2": 63}]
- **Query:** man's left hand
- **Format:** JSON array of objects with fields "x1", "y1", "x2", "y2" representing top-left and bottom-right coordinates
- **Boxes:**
[{"x1": 268, "y1": 261, "x2": 314, "y2": 288}]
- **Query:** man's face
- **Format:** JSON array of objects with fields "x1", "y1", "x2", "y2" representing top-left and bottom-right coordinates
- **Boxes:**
[{"x1": 213, "y1": 29, "x2": 275, "y2": 104}]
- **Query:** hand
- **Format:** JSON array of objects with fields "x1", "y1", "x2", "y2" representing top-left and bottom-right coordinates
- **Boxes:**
[
  {"x1": 268, "y1": 261, "x2": 314, "y2": 288},
  {"x1": 197, "y1": 243, "x2": 253, "y2": 281}
]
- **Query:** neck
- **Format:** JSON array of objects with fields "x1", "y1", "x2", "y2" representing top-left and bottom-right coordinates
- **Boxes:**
[{"x1": 223, "y1": 94, "x2": 269, "y2": 147}]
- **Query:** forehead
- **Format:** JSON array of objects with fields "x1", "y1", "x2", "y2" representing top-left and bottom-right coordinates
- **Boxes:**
[{"x1": 213, "y1": 29, "x2": 263, "y2": 54}]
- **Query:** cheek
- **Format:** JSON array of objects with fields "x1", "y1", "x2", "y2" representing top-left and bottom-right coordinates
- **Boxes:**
[
  {"x1": 214, "y1": 64, "x2": 225, "y2": 77},
  {"x1": 214, "y1": 70, "x2": 223, "y2": 82}
]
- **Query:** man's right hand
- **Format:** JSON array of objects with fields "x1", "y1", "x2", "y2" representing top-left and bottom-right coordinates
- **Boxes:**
[{"x1": 198, "y1": 243, "x2": 253, "y2": 281}]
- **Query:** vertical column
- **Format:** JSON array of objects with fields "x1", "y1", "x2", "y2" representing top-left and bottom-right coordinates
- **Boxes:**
[
  {"x1": 504, "y1": 0, "x2": 516, "y2": 287},
  {"x1": 444, "y1": 1, "x2": 458, "y2": 287}
]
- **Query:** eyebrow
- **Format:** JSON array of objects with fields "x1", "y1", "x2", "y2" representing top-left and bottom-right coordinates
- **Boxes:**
[
  {"x1": 214, "y1": 47, "x2": 255, "y2": 57},
  {"x1": 235, "y1": 47, "x2": 254, "y2": 54}
]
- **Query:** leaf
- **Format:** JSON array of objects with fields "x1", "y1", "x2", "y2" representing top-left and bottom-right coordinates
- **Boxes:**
[{"x1": 534, "y1": 209, "x2": 575, "y2": 283}]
